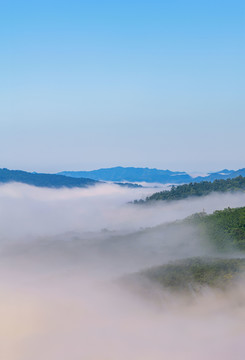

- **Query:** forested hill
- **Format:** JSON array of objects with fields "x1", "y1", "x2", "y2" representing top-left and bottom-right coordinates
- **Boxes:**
[
  {"x1": 187, "y1": 206, "x2": 245, "y2": 251},
  {"x1": 135, "y1": 176, "x2": 245, "y2": 203},
  {"x1": 0, "y1": 168, "x2": 98, "y2": 188},
  {"x1": 129, "y1": 257, "x2": 245, "y2": 292},
  {"x1": 123, "y1": 206, "x2": 245, "y2": 292}
]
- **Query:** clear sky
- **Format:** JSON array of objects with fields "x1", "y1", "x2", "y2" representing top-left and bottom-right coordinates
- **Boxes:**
[{"x1": 1, "y1": 0, "x2": 244, "y2": 173}]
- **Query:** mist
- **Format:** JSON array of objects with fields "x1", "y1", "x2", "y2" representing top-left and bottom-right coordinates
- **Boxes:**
[
  {"x1": 1, "y1": 182, "x2": 245, "y2": 239},
  {"x1": 1, "y1": 183, "x2": 245, "y2": 359}
]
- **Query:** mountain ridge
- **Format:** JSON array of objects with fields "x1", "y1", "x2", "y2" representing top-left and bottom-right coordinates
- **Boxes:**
[
  {"x1": 0, "y1": 168, "x2": 98, "y2": 188},
  {"x1": 1, "y1": 166, "x2": 245, "y2": 189},
  {"x1": 0, "y1": 168, "x2": 141, "y2": 189},
  {"x1": 58, "y1": 166, "x2": 245, "y2": 184},
  {"x1": 58, "y1": 166, "x2": 193, "y2": 184}
]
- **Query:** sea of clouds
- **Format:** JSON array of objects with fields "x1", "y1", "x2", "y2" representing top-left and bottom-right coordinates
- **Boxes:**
[{"x1": 0, "y1": 182, "x2": 245, "y2": 360}]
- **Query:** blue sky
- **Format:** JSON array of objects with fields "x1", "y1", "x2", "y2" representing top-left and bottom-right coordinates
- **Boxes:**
[{"x1": 1, "y1": 0, "x2": 244, "y2": 173}]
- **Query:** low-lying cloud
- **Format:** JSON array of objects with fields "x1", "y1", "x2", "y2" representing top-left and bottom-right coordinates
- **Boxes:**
[
  {"x1": 0, "y1": 182, "x2": 245, "y2": 360},
  {"x1": 1, "y1": 182, "x2": 245, "y2": 239}
]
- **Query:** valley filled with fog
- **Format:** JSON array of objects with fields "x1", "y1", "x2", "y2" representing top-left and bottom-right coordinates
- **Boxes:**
[{"x1": 1, "y1": 183, "x2": 245, "y2": 360}]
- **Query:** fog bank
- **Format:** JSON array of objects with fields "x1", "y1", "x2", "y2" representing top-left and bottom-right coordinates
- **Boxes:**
[
  {"x1": 0, "y1": 183, "x2": 245, "y2": 359},
  {"x1": 1, "y1": 182, "x2": 245, "y2": 239}
]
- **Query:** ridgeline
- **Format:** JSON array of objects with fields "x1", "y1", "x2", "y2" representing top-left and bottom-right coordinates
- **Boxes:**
[
  {"x1": 134, "y1": 176, "x2": 245, "y2": 203},
  {"x1": 0, "y1": 168, "x2": 98, "y2": 188},
  {"x1": 0, "y1": 168, "x2": 141, "y2": 189}
]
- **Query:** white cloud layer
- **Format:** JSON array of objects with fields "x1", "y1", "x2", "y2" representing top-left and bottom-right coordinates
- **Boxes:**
[
  {"x1": 0, "y1": 183, "x2": 245, "y2": 359},
  {"x1": 1, "y1": 182, "x2": 245, "y2": 239}
]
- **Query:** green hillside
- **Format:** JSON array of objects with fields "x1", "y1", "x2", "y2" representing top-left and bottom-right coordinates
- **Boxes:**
[
  {"x1": 187, "y1": 206, "x2": 245, "y2": 251},
  {"x1": 123, "y1": 206, "x2": 245, "y2": 293},
  {"x1": 131, "y1": 257, "x2": 245, "y2": 292},
  {"x1": 134, "y1": 176, "x2": 245, "y2": 203}
]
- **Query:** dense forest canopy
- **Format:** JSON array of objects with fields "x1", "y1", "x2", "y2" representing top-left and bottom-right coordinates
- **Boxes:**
[
  {"x1": 135, "y1": 176, "x2": 245, "y2": 203},
  {"x1": 186, "y1": 206, "x2": 245, "y2": 251},
  {"x1": 133, "y1": 257, "x2": 245, "y2": 292}
]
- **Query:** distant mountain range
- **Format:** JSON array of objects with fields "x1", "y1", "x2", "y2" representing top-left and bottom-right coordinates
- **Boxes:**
[
  {"x1": 58, "y1": 166, "x2": 245, "y2": 184},
  {"x1": 0, "y1": 168, "x2": 98, "y2": 188},
  {"x1": 0, "y1": 168, "x2": 141, "y2": 189},
  {"x1": 1, "y1": 167, "x2": 245, "y2": 189},
  {"x1": 194, "y1": 168, "x2": 245, "y2": 182},
  {"x1": 58, "y1": 167, "x2": 193, "y2": 184}
]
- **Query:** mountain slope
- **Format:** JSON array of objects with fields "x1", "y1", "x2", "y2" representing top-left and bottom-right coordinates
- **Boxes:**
[
  {"x1": 135, "y1": 176, "x2": 245, "y2": 203},
  {"x1": 122, "y1": 206, "x2": 245, "y2": 293},
  {"x1": 186, "y1": 206, "x2": 245, "y2": 251},
  {"x1": 194, "y1": 168, "x2": 245, "y2": 182},
  {"x1": 0, "y1": 168, "x2": 98, "y2": 188},
  {"x1": 58, "y1": 166, "x2": 245, "y2": 184},
  {"x1": 125, "y1": 257, "x2": 245, "y2": 293},
  {"x1": 58, "y1": 166, "x2": 193, "y2": 184}
]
